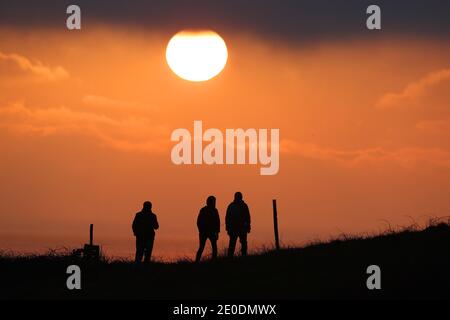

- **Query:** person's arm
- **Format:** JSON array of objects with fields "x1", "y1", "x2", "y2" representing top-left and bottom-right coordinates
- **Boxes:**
[
  {"x1": 153, "y1": 214, "x2": 159, "y2": 230},
  {"x1": 197, "y1": 209, "x2": 203, "y2": 232},
  {"x1": 225, "y1": 205, "x2": 231, "y2": 233},
  {"x1": 132, "y1": 214, "x2": 138, "y2": 236},
  {"x1": 245, "y1": 204, "x2": 251, "y2": 233},
  {"x1": 215, "y1": 209, "x2": 220, "y2": 234}
]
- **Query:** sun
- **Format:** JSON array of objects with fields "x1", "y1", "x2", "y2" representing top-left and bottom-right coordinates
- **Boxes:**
[{"x1": 166, "y1": 30, "x2": 228, "y2": 82}]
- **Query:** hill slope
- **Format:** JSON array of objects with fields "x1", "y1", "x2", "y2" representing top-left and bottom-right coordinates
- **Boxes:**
[{"x1": 1, "y1": 223, "x2": 450, "y2": 299}]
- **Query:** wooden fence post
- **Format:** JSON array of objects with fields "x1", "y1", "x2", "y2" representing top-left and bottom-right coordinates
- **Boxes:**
[
  {"x1": 272, "y1": 199, "x2": 280, "y2": 250},
  {"x1": 90, "y1": 223, "x2": 94, "y2": 246}
]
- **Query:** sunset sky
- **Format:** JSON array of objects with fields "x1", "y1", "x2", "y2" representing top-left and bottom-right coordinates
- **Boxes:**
[{"x1": 1, "y1": 0, "x2": 450, "y2": 260}]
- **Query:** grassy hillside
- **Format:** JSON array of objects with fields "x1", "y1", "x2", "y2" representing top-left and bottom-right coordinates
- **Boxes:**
[{"x1": 1, "y1": 222, "x2": 450, "y2": 299}]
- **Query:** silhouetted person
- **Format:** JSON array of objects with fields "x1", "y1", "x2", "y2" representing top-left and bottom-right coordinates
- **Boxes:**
[
  {"x1": 132, "y1": 201, "x2": 159, "y2": 264},
  {"x1": 226, "y1": 192, "x2": 251, "y2": 257},
  {"x1": 195, "y1": 196, "x2": 220, "y2": 262}
]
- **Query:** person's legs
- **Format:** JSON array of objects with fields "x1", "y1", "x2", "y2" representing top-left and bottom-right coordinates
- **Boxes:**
[
  {"x1": 143, "y1": 237, "x2": 154, "y2": 264},
  {"x1": 210, "y1": 236, "x2": 218, "y2": 260},
  {"x1": 196, "y1": 233, "x2": 207, "y2": 262},
  {"x1": 239, "y1": 233, "x2": 248, "y2": 257},
  {"x1": 148, "y1": 236, "x2": 154, "y2": 260},
  {"x1": 228, "y1": 234, "x2": 238, "y2": 258},
  {"x1": 135, "y1": 238, "x2": 144, "y2": 264}
]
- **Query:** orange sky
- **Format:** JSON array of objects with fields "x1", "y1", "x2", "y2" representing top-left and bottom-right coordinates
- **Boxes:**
[{"x1": 1, "y1": 27, "x2": 450, "y2": 260}]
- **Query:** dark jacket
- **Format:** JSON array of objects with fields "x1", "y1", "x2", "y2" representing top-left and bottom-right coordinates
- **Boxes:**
[
  {"x1": 132, "y1": 211, "x2": 159, "y2": 239},
  {"x1": 226, "y1": 200, "x2": 251, "y2": 234},
  {"x1": 197, "y1": 206, "x2": 220, "y2": 236}
]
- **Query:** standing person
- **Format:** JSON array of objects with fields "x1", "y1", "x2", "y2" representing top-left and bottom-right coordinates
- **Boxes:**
[
  {"x1": 132, "y1": 201, "x2": 159, "y2": 264},
  {"x1": 226, "y1": 192, "x2": 251, "y2": 257},
  {"x1": 195, "y1": 196, "x2": 220, "y2": 262}
]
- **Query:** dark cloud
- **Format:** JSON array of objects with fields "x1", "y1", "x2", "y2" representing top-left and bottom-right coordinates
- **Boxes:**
[{"x1": 0, "y1": 0, "x2": 449, "y2": 43}]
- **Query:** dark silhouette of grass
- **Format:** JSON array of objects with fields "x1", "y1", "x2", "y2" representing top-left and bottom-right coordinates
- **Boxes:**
[{"x1": 1, "y1": 220, "x2": 450, "y2": 299}]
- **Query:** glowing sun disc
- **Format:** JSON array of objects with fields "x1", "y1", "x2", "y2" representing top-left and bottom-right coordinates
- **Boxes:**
[{"x1": 166, "y1": 30, "x2": 228, "y2": 82}]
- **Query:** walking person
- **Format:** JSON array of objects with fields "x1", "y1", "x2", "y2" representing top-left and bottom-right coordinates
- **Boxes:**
[
  {"x1": 132, "y1": 201, "x2": 159, "y2": 264},
  {"x1": 195, "y1": 196, "x2": 220, "y2": 262},
  {"x1": 226, "y1": 192, "x2": 251, "y2": 257}
]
